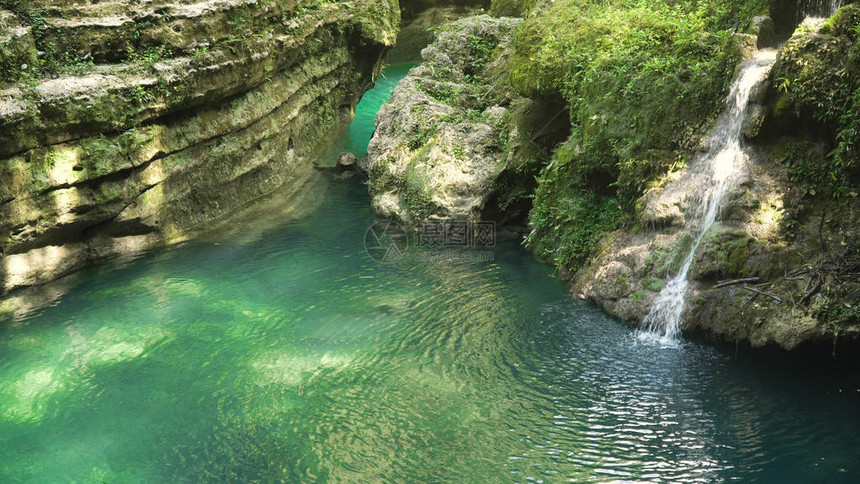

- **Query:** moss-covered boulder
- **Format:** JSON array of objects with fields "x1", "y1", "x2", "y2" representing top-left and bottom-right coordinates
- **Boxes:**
[{"x1": 365, "y1": 15, "x2": 520, "y2": 224}]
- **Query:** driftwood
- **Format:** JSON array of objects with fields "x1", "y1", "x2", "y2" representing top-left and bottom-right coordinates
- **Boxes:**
[{"x1": 712, "y1": 251, "x2": 858, "y2": 308}]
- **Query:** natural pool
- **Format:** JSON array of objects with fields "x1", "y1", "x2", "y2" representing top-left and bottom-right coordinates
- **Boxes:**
[{"x1": 1, "y1": 64, "x2": 859, "y2": 483}]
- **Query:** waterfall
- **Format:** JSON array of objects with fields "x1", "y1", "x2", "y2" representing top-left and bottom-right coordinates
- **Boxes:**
[
  {"x1": 637, "y1": 50, "x2": 778, "y2": 344},
  {"x1": 797, "y1": 0, "x2": 844, "y2": 21}
]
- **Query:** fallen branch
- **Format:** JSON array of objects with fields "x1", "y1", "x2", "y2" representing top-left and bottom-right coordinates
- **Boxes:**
[
  {"x1": 799, "y1": 275, "x2": 824, "y2": 306},
  {"x1": 742, "y1": 285, "x2": 782, "y2": 304},
  {"x1": 788, "y1": 267, "x2": 813, "y2": 278},
  {"x1": 714, "y1": 277, "x2": 760, "y2": 289},
  {"x1": 743, "y1": 292, "x2": 760, "y2": 308}
]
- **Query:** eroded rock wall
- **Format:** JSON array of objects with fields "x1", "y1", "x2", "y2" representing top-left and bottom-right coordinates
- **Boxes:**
[{"x1": 0, "y1": 0, "x2": 399, "y2": 293}]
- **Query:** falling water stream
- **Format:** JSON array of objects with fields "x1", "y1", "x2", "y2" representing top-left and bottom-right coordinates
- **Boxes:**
[
  {"x1": 639, "y1": 50, "x2": 779, "y2": 343},
  {"x1": 639, "y1": 1, "x2": 847, "y2": 342},
  {"x1": 798, "y1": 0, "x2": 845, "y2": 21}
]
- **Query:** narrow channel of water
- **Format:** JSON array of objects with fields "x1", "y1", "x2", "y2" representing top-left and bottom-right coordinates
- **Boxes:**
[{"x1": 1, "y1": 64, "x2": 859, "y2": 483}]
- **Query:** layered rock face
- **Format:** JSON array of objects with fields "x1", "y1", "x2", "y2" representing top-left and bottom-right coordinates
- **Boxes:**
[{"x1": 0, "y1": 0, "x2": 399, "y2": 293}]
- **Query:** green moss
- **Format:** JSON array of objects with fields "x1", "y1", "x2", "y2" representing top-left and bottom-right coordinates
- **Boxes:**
[
  {"x1": 665, "y1": 233, "x2": 695, "y2": 275},
  {"x1": 642, "y1": 233, "x2": 695, "y2": 278},
  {"x1": 1, "y1": 0, "x2": 391, "y2": 83},
  {"x1": 694, "y1": 228, "x2": 754, "y2": 280},
  {"x1": 0, "y1": 26, "x2": 38, "y2": 85},
  {"x1": 403, "y1": 162, "x2": 437, "y2": 221},
  {"x1": 642, "y1": 277, "x2": 663, "y2": 292},
  {"x1": 405, "y1": 121, "x2": 439, "y2": 151},
  {"x1": 820, "y1": 4, "x2": 860, "y2": 39}
]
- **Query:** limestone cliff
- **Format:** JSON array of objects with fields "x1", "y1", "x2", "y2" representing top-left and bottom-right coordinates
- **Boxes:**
[{"x1": 0, "y1": 0, "x2": 399, "y2": 293}]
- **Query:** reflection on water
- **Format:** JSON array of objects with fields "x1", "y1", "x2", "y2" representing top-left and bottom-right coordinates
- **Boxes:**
[{"x1": 0, "y1": 64, "x2": 859, "y2": 483}]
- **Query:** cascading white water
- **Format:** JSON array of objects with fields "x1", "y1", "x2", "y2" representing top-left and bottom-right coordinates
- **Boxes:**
[
  {"x1": 638, "y1": 1, "x2": 847, "y2": 345},
  {"x1": 797, "y1": 0, "x2": 844, "y2": 21},
  {"x1": 637, "y1": 49, "x2": 778, "y2": 344}
]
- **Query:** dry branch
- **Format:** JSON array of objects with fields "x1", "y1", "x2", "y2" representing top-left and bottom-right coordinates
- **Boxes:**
[
  {"x1": 741, "y1": 285, "x2": 782, "y2": 304},
  {"x1": 714, "y1": 277, "x2": 760, "y2": 289}
]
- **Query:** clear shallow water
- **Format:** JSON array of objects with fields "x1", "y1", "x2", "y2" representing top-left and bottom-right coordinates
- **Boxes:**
[
  {"x1": 1, "y1": 65, "x2": 859, "y2": 483},
  {"x1": 334, "y1": 62, "x2": 415, "y2": 160}
]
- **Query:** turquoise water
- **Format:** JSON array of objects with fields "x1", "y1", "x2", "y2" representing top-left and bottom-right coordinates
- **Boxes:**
[
  {"x1": 1, "y1": 64, "x2": 860, "y2": 483},
  {"x1": 336, "y1": 62, "x2": 414, "y2": 160}
]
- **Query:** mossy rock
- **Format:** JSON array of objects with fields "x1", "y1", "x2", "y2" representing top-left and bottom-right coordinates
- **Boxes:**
[
  {"x1": 641, "y1": 232, "x2": 695, "y2": 278},
  {"x1": 747, "y1": 16, "x2": 776, "y2": 48},
  {"x1": 820, "y1": 3, "x2": 860, "y2": 39},
  {"x1": 691, "y1": 225, "x2": 755, "y2": 281},
  {"x1": 0, "y1": 9, "x2": 38, "y2": 85},
  {"x1": 641, "y1": 277, "x2": 663, "y2": 292},
  {"x1": 365, "y1": 15, "x2": 522, "y2": 224}
]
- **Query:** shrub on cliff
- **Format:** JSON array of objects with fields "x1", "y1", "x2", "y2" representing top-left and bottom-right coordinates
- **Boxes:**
[
  {"x1": 509, "y1": 0, "x2": 769, "y2": 272},
  {"x1": 771, "y1": 3, "x2": 860, "y2": 199}
]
